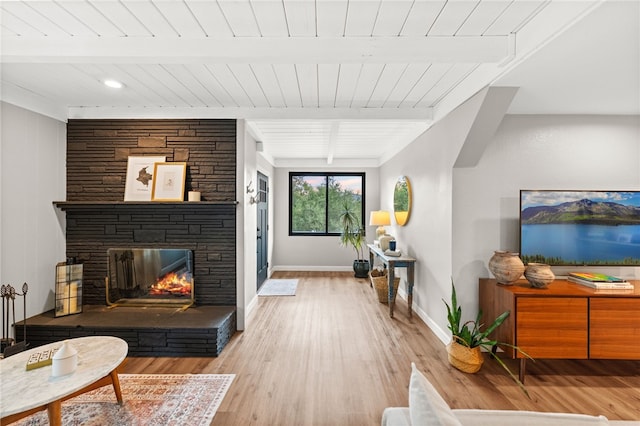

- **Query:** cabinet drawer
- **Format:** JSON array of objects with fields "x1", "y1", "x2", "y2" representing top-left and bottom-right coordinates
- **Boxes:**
[
  {"x1": 516, "y1": 297, "x2": 588, "y2": 359},
  {"x1": 590, "y1": 298, "x2": 640, "y2": 359}
]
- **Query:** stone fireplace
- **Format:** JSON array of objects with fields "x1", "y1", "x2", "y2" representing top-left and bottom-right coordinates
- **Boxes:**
[
  {"x1": 56, "y1": 201, "x2": 237, "y2": 307},
  {"x1": 15, "y1": 119, "x2": 240, "y2": 356},
  {"x1": 59, "y1": 118, "x2": 239, "y2": 308}
]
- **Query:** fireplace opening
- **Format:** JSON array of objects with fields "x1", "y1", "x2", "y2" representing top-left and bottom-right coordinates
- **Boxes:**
[{"x1": 106, "y1": 248, "x2": 194, "y2": 309}]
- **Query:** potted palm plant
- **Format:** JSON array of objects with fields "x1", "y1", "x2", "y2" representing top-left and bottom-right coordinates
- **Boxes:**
[
  {"x1": 443, "y1": 280, "x2": 532, "y2": 397},
  {"x1": 338, "y1": 201, "x2": 370, "y2": 278}
]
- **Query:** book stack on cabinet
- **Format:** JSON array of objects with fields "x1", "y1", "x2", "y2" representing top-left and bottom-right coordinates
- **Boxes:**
[{"x1": 567, "y1": 272, "x2": 634, "y2": 290}]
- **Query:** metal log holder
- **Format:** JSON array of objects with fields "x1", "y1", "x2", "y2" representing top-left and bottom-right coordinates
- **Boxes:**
[{"x1": 1, "y1": 282, "x2": 29, "y2": 358}]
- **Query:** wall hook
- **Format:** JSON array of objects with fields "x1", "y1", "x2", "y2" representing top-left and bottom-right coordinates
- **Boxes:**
[{"x1": 246, "y1": 180, "x2": 255, "y2": 194}]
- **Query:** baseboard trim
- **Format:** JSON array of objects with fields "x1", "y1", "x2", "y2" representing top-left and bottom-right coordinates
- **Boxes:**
[
  {"x1": 244, "y1": 294, "x2": 258, "y2": 328},
  {"x1": 396, "y1": 287, "x2": 448, "y2": 346},
  {"x1": 271, "y1": 265, "x2": 352, "y2": 272}
]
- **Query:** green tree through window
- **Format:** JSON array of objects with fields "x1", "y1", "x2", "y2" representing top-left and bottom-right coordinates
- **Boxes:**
[{"x1": 289, "y1": 172, "x2": 365, "y2": 236}]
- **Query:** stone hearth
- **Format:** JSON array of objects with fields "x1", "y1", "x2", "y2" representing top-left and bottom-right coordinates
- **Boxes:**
[{"x1": 15, "y1": 305, "x2": 236, "y2": 357}]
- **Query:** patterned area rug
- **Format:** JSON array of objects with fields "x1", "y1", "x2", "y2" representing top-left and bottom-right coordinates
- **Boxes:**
[
  {"x1": 15, "y1": 374, "x2": 235, "y2": 426},
  {"x1": 258, "y1": 279, "x2": 298, "y2": 296}
]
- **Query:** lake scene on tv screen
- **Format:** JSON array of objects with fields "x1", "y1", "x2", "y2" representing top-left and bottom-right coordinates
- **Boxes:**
[{"x1": 520, "y1": 191, "x2": 640, "y2": 266}]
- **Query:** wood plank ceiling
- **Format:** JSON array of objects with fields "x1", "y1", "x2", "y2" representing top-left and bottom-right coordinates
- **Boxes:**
[{"x1": 0, "y1": 0, "x2": 600, "y2": 166}]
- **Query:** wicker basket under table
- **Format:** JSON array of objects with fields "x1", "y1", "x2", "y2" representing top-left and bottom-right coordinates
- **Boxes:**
[{"x1": 369, "y1": 269, "x2": 400, "y2": 304}]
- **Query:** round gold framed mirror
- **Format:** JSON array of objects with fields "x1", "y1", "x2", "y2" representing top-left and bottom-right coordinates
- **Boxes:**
[{"x1": 393, "y1": 176, "x2": 411, "y2": 226}]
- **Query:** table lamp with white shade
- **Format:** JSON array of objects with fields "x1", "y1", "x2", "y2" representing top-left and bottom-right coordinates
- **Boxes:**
[{"x1": 370, "y1": 210, "x2": 391, "y2": 240}]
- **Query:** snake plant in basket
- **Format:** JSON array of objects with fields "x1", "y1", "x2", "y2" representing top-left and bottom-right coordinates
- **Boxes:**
[{"x1": 443, "y1": 280, "x2": 532, "y2": 397}]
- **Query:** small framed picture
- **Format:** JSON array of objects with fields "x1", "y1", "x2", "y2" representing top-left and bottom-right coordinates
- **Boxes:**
[
  {"x1": 124, "y1": 156, "x2": 166, "y2": 201},
  {"x1": 151, "y1": 162, "x2": 187, "y2": 202}
]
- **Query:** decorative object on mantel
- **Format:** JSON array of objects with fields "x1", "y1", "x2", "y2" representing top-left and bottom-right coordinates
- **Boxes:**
[
  {"x1": 369, "y1": 210, "x2": 391, "y2": 240},
  {"x1": 369, "y1": 268, "x2": 400, "y2": 304},
  {"x1": 151, "y1": 162, "x2": 187, "y2": 202},
  {"x1": 524, "y1": 262, "x2": 555, "y2": 288},
  {"x1": 188, "y1": 191, "x2": 201, "y2": 202},
  {"x1": 488, "y1": 250, "x2": 526, "y2": 285},
  {"x1": 443, "y1": 281, "x2": 532, "y2": 397},
  {"x1": 51, "y1": 340, "x2": 78, "y2": 377},
  {"x1": 124, "y1": 156, "x2": 166, "y2": 202}
]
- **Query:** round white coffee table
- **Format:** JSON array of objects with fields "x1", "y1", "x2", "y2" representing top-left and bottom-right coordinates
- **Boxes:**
[{"x1": 0, "y1": 335, "x2": 128, "y2": 426}]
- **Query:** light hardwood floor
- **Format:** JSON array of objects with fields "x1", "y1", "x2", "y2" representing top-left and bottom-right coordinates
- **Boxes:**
[{"x1": 123, "y1": 271, "x2": 640, "y2": 425}]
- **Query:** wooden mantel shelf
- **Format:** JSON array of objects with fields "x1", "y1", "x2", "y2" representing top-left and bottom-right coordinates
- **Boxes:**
[{"x1": 53, "y1": 200, "x2": 239, "y2": 210}]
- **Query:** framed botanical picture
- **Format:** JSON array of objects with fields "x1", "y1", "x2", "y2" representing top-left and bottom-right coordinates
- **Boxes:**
[
  {"x1": 124, "y1": 156, "x2": 166, "y2": 201},
  {"x1": 151, "y1": 162, "x2": 187, "y2": 201}
]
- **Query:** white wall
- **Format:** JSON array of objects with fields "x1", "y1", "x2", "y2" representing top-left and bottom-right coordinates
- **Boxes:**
[
  {"x1": 0, "y1": 102, "x2": 66, "y2": 336},
  {"x1": 271, "y1": 166, "x2": 380, "y2": 271},
  {"x1": 378, "y1": 109, "x2": 640, "y2": 346},
  {"x1": 378, "y1": 91, "x2": 488, "y2": 343},
  {"x1": 239, "y1": 125, "x2": 276, "y2": 326},
  {"x1": 236, "y1": 120, "x2": 259, "y2": 330},
  {"x1": 453, "y1": 114, "x2": 640, "y2": 328}
]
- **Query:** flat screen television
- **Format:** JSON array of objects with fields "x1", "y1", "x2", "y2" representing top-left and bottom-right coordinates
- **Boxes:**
[{"x1": 520, "y1": 190, "x2": 640, "y2": 266}]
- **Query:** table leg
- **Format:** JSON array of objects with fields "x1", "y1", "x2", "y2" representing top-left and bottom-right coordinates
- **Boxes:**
[
  {"x1": 519, "y1": 358, "x2": 527, "y2": 384},
  {"x1": 369, "y1": 250, "x2": 375, "y2": 287},
  {"x1": 47, "y1": 400, "x2": 62, "y2": 426},
  {"x1": 58, "y1": 363, "x2": 126, "y2": 405},
  {"x1": 110, "y1": 369, "x2": 124, "y2": 404},
  {"x1": 407, "y1": 263, "x2": 415, "y2": 318},
  {"x1": 388, "y1": 267, "x2": 396, "y2": 318}
]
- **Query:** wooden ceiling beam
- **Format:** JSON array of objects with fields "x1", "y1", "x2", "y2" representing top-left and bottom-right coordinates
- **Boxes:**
[
  {"x1": 67, "y1": 106, "x2": 434, "y2": 120},
  {"x1": 2, "y1": 36, "x2": 510, "y2": 64}
]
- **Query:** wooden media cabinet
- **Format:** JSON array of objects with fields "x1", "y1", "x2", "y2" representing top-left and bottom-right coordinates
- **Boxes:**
[{"x1": 479, "y1": 278, "x2": 640, "y2": 381}]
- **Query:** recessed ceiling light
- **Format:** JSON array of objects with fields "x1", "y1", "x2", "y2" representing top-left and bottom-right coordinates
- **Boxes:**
[{"x1": 104, "y1": 79, "x2": 123, "y2": 89}]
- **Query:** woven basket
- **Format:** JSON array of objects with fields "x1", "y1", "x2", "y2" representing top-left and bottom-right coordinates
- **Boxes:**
[
  {"x1": 446, "y1": 341, "x2": 484, "y2": 373},
  {"x1": 369, "y1": 269, "x2": 400, "y2": 304}
]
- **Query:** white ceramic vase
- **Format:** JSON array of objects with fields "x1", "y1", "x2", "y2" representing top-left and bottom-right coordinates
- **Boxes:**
[
  {"x1": 379, "y1": 235, "x2": 394, "y2": 251},
  {"x1": 51, "y1": 340, "x2": 78, "y2": 377}
]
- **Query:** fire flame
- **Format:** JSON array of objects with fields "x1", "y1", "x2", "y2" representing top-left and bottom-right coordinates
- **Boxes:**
[{"x1": 149, "y1": 272, "x2": 192, "y2": 296}]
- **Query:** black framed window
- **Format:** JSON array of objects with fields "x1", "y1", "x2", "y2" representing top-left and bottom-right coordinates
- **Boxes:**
[{"x1": 289, "y1": 172, "x2": 365, "y2": 236}]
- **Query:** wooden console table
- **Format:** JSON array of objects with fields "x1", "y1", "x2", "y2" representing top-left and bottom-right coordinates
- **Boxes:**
[
  {"x1": 368, "y1": 244, "x2": 416, "y2": 318},
  {"x1": 479, "y1": 278, "x2": 640, "y2": 382}
]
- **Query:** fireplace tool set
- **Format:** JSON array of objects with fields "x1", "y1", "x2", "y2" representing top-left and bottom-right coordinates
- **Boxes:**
[{"x1": 1, "y1": 282, "x2": 29, "y2": 358}]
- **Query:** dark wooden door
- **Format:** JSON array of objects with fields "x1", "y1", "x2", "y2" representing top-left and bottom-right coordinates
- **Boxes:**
[{"x1": 256, "y1": 172, "x2": 269, "y2": 289}]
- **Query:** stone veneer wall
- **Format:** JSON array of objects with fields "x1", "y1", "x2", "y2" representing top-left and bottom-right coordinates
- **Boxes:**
[{"x1": 62, "y1": 119, "x2": 237, "y2": 306}]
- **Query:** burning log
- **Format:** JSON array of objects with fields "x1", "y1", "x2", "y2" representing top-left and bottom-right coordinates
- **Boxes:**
[{"x1": 149, "y1": 272, "x2": 192, "y2": 296}]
